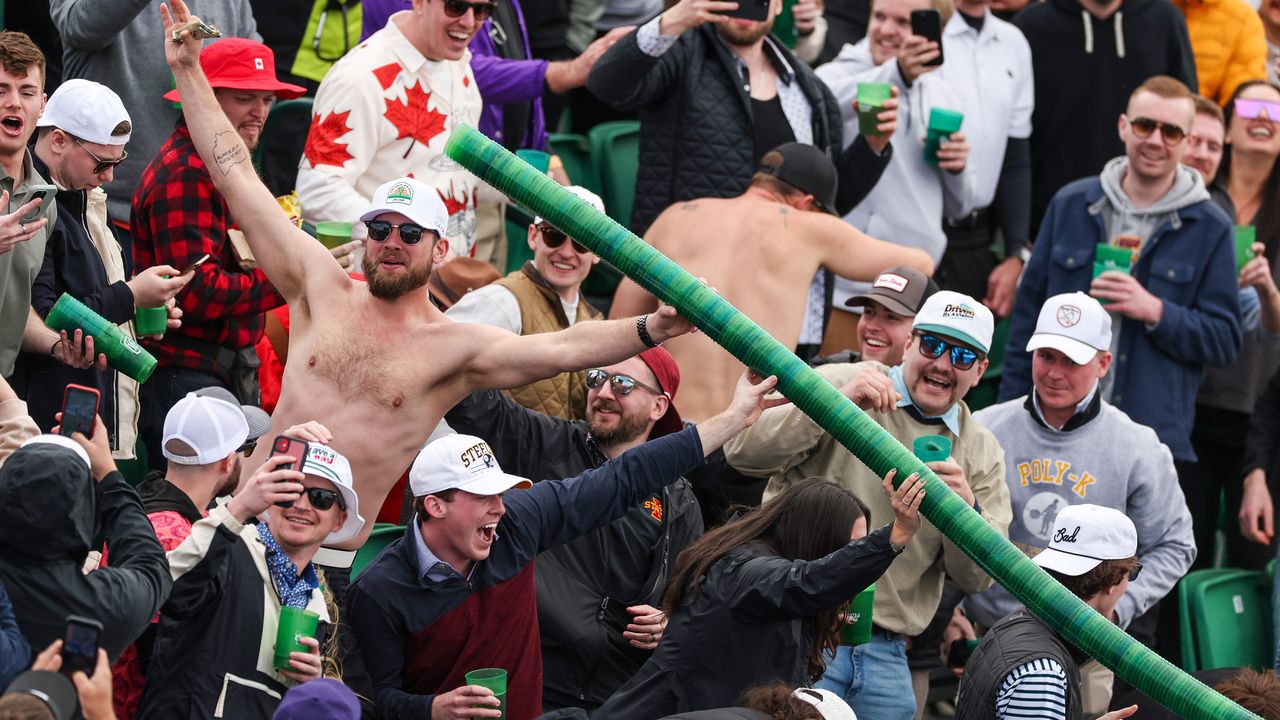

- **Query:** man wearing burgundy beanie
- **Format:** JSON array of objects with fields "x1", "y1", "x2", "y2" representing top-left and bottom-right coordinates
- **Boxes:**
[{"x1": 443, "y1": 346, "x2": 702, "y2": 713}]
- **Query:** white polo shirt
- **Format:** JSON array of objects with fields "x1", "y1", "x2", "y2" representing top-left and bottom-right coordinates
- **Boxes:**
[{"x1": 934, "y1": 9, "x2": 1034, "y2": 211}]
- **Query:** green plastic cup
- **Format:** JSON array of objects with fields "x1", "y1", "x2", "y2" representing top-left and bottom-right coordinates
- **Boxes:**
[
  {"x1": 857, "y1": 83, "x2": 892, "y2": 136},
  {"x1": 913, "y1": 434, "x2": 951, "y2": 463},
  {"x1": 46, "y1": 293, "x2": 158, "y2": 383},
  {"x1": 840, "y1": 584, "x2": 875, "y2": 645},
  {"x1": 274, "y1": 606, "x2": 320, "y2": 671},
  {"x1": 464, "y1": 667, "x2": 507, "y2": 718},
  {"x1": 515, "y1": 149, "x2": 550, "y2": 174},
  {"x1": 1092, "y1": 244, "x2": 1133, "y2": 305},
  {"x1": 134, "y1": 306, "x2": 168, "y2": 337},
  {"x1": 315, "y1": 220, "x2": 353, "y2": 250},
  {"x1": 1236, "y1": 226, "x2": 1257, "y2": 273},
  {"x1": 924, "y1": 108, "x2": 964, "y2": 165}
]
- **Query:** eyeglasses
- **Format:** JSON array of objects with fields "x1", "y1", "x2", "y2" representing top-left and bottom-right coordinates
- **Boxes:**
[
  {"x1": 1127, "y1": 117, "x2": 1187, "y2": 146},
  {"x1": 442, "y1": 0, "x2": 497, "y2": 21},
  {"x1": 585, "y1": 368, "x2": 666, "y2": 397},
  {"x1": 73, "y1": 137, "x2": 128, "y2": 174},
  {"x1": 365, "y1": 220, "x2": 430, "y2": 245},
  {"x1": 1234, "y1": 98, "x2": 1280, "y2": 123},
  {"x1": 537, "y1": 224, "x2": 589, "y2": 254},
  {"x1": 1129, "y1": 561, "x2": 1143, "y2": 582},
  {"x1": 237, "y1": 439, "x2": 258, "y2": 456},
  {"x1": 302, "y1": 487, "x2": 346, "y2": 511},
  {"x1": 916, "y1": 333, "x2": 982, "y2": 371}
]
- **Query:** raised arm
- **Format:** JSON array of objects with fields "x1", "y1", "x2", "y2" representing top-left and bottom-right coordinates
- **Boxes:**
[
  {"x1": 812, "y1": 214, "x2": 935, "y2": 281},
  {"x1": 161, "y1": 0, "x2": 346, "y2": 303}
]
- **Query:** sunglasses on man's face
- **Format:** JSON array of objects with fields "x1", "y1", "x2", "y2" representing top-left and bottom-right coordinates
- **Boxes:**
[
  {"x1": 73, "y1": 137, "x2": 128, "y2": 174},
  {"x1": 301, "y1": 487, "x2": 346, "y2": 511},
  {"x1": 917, "y1": 333, "x2": 982, "y2": 371},
  {"x1": 365, "y1": 220, "x2": 429, "y2": 245},
  {"x1": 1129, "y1": 561, "x2": 1143, "y2": 582},
  {"x1": 585, "y1": 368, "x2": 665, "y2": 397},
  {"x1": 1235, "y1": 98, "x2": 1280, "y2": 123},
  {"x1": 537, "y1": 224, "x2": 589, "y2": 254},
  {"x1": 442, "y1": 0, "x2": 497, "y2": 20},
  {"x1": 1127, "y1": 117, "x2": 1187, "y2": 146}
]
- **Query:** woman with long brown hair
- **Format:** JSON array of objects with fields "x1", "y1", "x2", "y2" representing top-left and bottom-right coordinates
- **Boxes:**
[{"x1": 595, "y1": 473, "x2": 925, "y2": 719}]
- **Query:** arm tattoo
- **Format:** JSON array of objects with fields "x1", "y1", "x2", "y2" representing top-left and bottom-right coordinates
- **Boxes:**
[{"x1": 212, "y1": 130, "x2": 248, "y2": 177}]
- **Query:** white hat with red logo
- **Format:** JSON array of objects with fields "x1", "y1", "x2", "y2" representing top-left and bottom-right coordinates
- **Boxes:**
[{"x1": 1027, "y1": 292, "x2": 1112, "y2": 364}]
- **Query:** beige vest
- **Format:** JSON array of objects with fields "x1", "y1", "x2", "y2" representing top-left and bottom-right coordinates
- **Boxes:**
[{"x1": 494, "y1": 263, "x2": 602, "y2": 420}]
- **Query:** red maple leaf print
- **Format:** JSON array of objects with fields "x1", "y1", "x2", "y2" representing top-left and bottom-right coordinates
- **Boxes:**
[
  {"x1": 439, "y1": 185, "x2": 471, "y2": 216},
  {"x1": 384, "y1": 82, "x2": 448, "y2": 152},
  {"x1": 303, "y1": 110, "x2": 354, "y2": 168},
  {"x1": 372, "y1": 62, "x2": 401, "y2": 90}
]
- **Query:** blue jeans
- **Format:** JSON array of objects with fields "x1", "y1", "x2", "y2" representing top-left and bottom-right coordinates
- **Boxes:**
[{"x1": 815, "y1": 633, "x2": 915, "y2": 720}]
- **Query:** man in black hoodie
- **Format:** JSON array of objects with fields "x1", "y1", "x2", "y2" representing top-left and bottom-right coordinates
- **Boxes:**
[
  {"x1": 0, "y1": 418, "x2": 171, "y2": 662},
  {"x1": 1015, "y1": 0, "x2": 1198, "y2": 231}
]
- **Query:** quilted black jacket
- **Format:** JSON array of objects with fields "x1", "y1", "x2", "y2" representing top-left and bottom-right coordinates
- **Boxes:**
[{"x1": 588, "y1": 25, "x2": 876, "y2": 235}]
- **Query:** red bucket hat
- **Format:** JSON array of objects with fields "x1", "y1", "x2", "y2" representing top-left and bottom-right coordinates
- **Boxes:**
[
  {"x1": 638, "y1": 346, "x2": 684, "y2": 440},
  {"x1": 163, "y1": 38, "x2": 306, "y2": 102}
]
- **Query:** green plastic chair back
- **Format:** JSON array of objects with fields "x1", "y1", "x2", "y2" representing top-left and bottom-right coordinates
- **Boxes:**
[
  {"x1": 1192, "y1": 569, "x2": 1272, "y2": 670},
  {"x1": 252, "y1": 98, "x2": 315, "y2": 172},
  {"x1": 351, "y1": 523, "x2": 405, "y2": 579},
  {"x1": 588, "y1": 121, "x2": 640, "y2": 229},
  {"x1": 546, "y1": 133, "x2": 599, "y2": 195},
  {"x1": 1179, "y1": 568, "x2": 1240, "y2": 672}
]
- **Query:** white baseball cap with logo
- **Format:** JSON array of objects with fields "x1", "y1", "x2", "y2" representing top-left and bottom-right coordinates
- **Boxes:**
[
  {"x1": 912, "y1": 290, "x2": 995, "y2": 355},
  {"x1": 298, "y1": 444, "x2": 365, "y2": 545},
  {"x1": 36, "y1": 79, "x2": 132, "y2": 146},
  {"x1": 360, "y1": 177, "x2": 449, "y2": 238},
  {"x1": 1027, "y1": 292, "x2": 1112, "y2": 365},
  {"x1": 1033, "y1": 504, "x2": 1138, "y2": 576},
  {"x1": 409, "y1": 434, "x2": 533, "y2": 497}
]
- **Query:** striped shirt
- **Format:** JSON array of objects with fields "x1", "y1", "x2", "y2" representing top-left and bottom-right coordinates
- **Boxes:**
[{"x1": 996, "y1": 658, "x2": 1069, "y2": 719}]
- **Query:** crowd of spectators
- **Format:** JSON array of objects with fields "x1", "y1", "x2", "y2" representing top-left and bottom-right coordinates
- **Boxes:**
[{"x1": 2, "y1": 0, "x2": 1280, "y2": 717}]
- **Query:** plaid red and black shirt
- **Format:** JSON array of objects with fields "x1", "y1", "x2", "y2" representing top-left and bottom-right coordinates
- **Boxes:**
[{"x1": 131, "y1": 122, "x2": 285, "y2": 377}]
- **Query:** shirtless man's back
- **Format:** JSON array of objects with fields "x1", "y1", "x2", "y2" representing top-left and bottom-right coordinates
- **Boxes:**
[
  {"x1": 163, "y1": 0, "x2": 692, "y2": 549},
  {"x1": 612, "y1": 145, "x2": 933, "y2": 420}
]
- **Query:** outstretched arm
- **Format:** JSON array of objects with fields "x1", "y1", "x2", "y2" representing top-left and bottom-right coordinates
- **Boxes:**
[
  {"x1": 814, "y1": 214, "x2": 935, "y2": 280},
  {"x1": 161, "y1": 0, "x2": 346, "y2": 304}
]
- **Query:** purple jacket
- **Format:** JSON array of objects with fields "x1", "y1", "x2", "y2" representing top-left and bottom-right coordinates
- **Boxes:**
[{"x1": 362, "y1": 0, "x2": 549, "y2": 150}]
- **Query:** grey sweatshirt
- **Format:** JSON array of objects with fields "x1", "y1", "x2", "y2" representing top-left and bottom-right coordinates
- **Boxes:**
[
  {"x1": 964, "y1": 395, "x2": 1196, "y2": 630},
  {"x1": 51, "y1": 0, "x2": 260, "y2": 224}
]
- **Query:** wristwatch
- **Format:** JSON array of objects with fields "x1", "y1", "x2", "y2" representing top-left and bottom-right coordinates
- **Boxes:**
[{"x1": 888, "y1": 539, "x2": 906, "y2": 555}]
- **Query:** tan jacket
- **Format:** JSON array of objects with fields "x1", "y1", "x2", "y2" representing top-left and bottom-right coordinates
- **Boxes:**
[
  {"x1": 0, "y1": 398, "x2": 39, "y2": 468},
  {"x1": 494, "y1": 264, "x2": 602, "y2": 420},
  {"x1": 724, "y1": 361, "x2": 1012, "y2": 636}
]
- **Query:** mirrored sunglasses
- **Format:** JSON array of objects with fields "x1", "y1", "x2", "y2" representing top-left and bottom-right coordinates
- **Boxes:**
[
  {"x1": 585, "y1": 368, "x2": 665, "y2": 397},
  {"x1": 917, "y1": 333, "x2": 981, "y2": 370}
]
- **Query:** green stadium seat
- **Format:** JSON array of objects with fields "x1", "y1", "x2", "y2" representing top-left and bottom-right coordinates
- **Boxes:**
[
  {"x1": 546, "y1": 133, "x2": 599, "y2": 195},
  {"x1": 1179, "y1": 568, "x2": 1273, "y2": 672},
  {"x1": 252, "y1": 97, "x2": 314, "y2": 172},
  {"x1": 352, "y1": 523, "x2": 405, "y2": 579},
  {"x1": 587, "y1": 121, "x2": 640, "y2": 229}
]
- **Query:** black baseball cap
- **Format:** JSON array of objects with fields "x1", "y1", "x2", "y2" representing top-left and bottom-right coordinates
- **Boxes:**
[
  {"x1": 756, "y1": 143, "x2": 838, "y2": 215},
  {"x1": 844, "y1": 267, "x2": 939, "y2": 316},
  {"x1": 4, "y1": 671, "x2": 78, "y2": 720}
]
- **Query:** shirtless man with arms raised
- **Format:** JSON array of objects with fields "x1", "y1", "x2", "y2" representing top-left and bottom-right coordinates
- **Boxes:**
[
  {"x1": 610, "y1": 143, "x2": 934, "y2": 421},
  {"x1": 161, "y1": 0, "x2": 696, "y2": 553}
]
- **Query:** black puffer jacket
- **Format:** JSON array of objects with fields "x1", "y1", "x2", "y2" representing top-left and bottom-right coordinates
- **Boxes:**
[
  {"x1": 587, "y1": 26, "x2": 885, "y2": 235},
  {"x1": 0, "y1": 443, "x2": 170, "y2": 661}
]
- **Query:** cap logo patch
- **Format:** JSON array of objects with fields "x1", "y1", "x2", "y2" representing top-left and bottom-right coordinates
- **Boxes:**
[
  {"x1": 459, "y1": 441, "x2": 496, "y2": 474},
  {"x1": 254, "y1": 57, "x2": 265, "y2": 70},
  {"x1": 386, "y1": 182, "x2": 414, "y2": 205},
  {"x1": 943, "y1": 303, "x2": 976, "y2": 319},
  {"x1": 1056, "y1": 305, "x2": 1081, "y2": 328},
  {"x1": 873, "y1": 273, "x2": 909, "y2": 293},
  {"x1": 1054, "y1": 525, "x2": 1082, "y2": 543}
]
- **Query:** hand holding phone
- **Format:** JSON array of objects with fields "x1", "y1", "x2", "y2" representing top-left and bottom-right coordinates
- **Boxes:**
[
  {"x1": 269, "y1": 435, "x2": 310, "y2": 508},
  {"x1": 181, "y1": 253, "x2": 211, "y2": 276},
  {"x1": 61, "y1": 615, "x2": 103, "y2": 679},
  {"x1": 59, "y1": 384, "x2": 101, "y2": 439},
  {"x1": 19, "y1": 185, "x2": 57, "y2": 224},
  {"x1": 910, "y1": 9, "x2": 944, "y2": 67},
  {"x1": 0, "y1": 189, "x2": 51, "y2": 255}
]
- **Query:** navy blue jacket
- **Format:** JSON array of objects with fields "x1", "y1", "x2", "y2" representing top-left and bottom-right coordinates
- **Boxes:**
[
  {"x1": 346, "y1": 427, "x2": 707, "y2": 719},
  {"x1": 999, "y1": 177, "x2": 1242, "y2": 461},
  {"x1": 0, "y1": 579, "x2": 31, "y2": 689}
]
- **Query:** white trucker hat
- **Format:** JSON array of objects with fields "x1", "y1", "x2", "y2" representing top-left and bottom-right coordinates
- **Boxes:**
[
  {"x1": 1033, "y1": 504, "x2": 1138, "y2": 576},
  {"x1": 359, "y1": 177, "x2": 449, "y2": 238},
  {"x1": 162, "y1": 393, "x2": 252, "y2": 465},
  {"x1": 36, "y1": 79, "x2": 132, "y2": 146},
  {"x1": 298, "y1": 444, "x2": 365, "y2": 545},
  {"x1": 912, "y1": 290, "x2": 995, "y2": 355},
  {"x1": 1026, "y1": 292, "x2": 1113, "y2": 365},
  {"x1": 409, "y1": 434, "x2": 533, "y2": 497}
]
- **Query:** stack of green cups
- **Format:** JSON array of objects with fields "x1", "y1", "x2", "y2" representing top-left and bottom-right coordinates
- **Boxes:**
[
  {"x1": 857, "y1": 83, "x2": 892, "y2": 136},
  {"x1": 924, "y1": 108, "x2": 964, "y2": 165},
  {"x1": 465, "y1": 667, "x2": 507, "y2": 718},
  {"x1": 840, "y1": 584, "x2": 876, "y2": 645},
  {"x1": 274, "y1": 606, "x2": 320, "y2": 672},
  {"x1": 46, "y1": 293, "x2": 158, "y2": 383}
]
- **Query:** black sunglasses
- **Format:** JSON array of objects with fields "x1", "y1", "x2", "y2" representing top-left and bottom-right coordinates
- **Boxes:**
[
  {"x1": 585, "y1": 368, "x2": 665, "y2": 397},
  {"x1": 537, "y1": 224, "x2": 588, "y2": 254},
  {"x1": 302, "y1": 487, "x2": 345, "y2": 511},
  {"x1": 1129, "y1": 561, "x2": 1143, "y2": 582},
  {"x1": 73, "y1": 137, "x2": 128, "y2": 174},
  {"x1": 443, "y1": 0, "x2": 497, "y2": 20},
  {"x1": 1128, "y1": 117, "x2": 1187, "y2": 146},
  {"x1": 365, "y1": 219, "x2": 429, "y2": 245},
  {"x1": 917, "y1": 333, "x2": 982, "y2": 371},
  {"x1": 237, "y1": 439, "x2": 258, "y2": 456}
]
